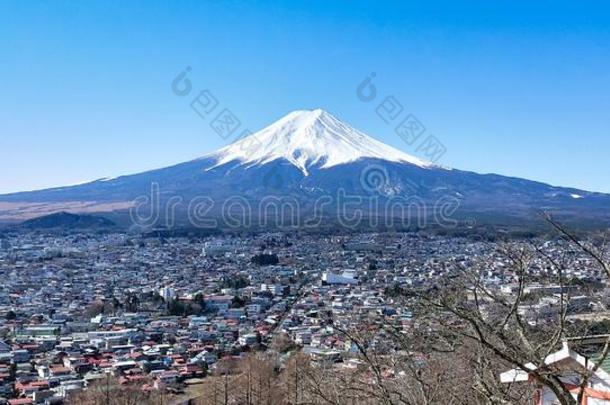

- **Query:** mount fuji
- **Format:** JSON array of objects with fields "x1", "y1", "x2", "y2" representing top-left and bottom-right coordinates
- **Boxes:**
[
  {"x1": 1, "y1": 109, "x2": 609, "y2": 230},
  {"x1": 208, "y1": 109, "x2": 432, "y2": 174}
]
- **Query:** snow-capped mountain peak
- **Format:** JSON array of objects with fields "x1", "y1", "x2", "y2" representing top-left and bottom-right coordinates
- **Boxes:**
[{"x1": 209, "y1": 109, "x2": 434, "y2": 175}]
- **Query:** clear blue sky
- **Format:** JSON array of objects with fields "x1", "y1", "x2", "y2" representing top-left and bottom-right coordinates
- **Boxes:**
[{"x1": 1, "y1": 0, "x2": 609, "y2": 193}]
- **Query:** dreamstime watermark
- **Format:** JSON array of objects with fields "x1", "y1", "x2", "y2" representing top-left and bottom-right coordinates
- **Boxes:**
[
  {"x1": 163, "y1": 68, "x2": 466, "y2": 230},
  {"x1": 129, "y1": 166, "x2": 470, "y2": 231},
  {"x1": 356, "y1": 72, "x2": 447, "y2": 163}
]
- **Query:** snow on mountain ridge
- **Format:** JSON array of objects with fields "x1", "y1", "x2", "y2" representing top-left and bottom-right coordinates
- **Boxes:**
[{"x1": 208, "y1": 109, "x2": 435, "y2": 175}]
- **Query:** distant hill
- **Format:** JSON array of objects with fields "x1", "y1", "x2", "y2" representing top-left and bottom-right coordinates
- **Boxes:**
[{"x1": 17, "y1": 211, "x2": 117, "y2": 230}]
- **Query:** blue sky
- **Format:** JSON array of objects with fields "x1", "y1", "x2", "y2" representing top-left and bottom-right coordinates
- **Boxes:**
[{"x1": 1, "y1": 0, "x2": 609, "y2": 193}]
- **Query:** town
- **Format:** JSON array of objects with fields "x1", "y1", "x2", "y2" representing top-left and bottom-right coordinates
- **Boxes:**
[{"x1": 0, "y1": 229, "x2": 608, "y2": 404}]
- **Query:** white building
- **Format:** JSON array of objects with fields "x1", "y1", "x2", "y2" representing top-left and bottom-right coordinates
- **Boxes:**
[
  {"x1": 238, "y1": 333, "x2": 258, "y2": 346},
  {"x1": 322, "y1": 272, "x2": 358, "y2": 285},
  {"x1": 159, "y1": 286, "x2": 176, "y2": 301},
  {"x1": 501, "y1": 339, "x2": 610, "y2": 404},
  {"x1": 261, "y1": 284, "x2": 285, "y2": 296}
]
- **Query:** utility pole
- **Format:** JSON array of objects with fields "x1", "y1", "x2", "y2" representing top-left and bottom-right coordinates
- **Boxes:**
[
  {"x1": 224, "y1": 369, "x2": 229, "y2": 405},
  {"x1": 293, "y1": 358, "x2": 299, "y2": 405},
  {"x1": 106, "y1": 372, "x2": 110, "y2": 405}
]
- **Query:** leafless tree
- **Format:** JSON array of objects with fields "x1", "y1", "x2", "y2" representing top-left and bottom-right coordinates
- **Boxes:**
[
  {"x1": 402, "y1": 216, "x2": 610, "y2": 405},
  {"x1": 299, "y1": 216, "x2": 610, "y2": 405},
  {"x1": 66, "y1": 375, "x2": 161, "y2": 405}
]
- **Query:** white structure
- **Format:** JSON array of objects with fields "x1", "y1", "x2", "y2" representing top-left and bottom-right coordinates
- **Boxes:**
[
  {"x1": 202, "y1": 242, "x2": 232, "y2": 257},
  {"x1": 261, "y1": 284, "x2": 285, "y2": 296},
  {"x1": 238, "y1": 333, "x2": 258, "y2": 346},
  {"x1": 159, "y1": 286, "x2": 176, "y2": 301},
  {"x1": 501, "y1": 340, "x2": 610, "y2": 404},
  {"x1": 322, "y1": 272, "x2": 358, "y2": 285}
]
